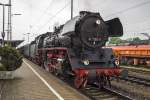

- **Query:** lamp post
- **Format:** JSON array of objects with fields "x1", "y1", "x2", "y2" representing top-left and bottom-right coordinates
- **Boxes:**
[
  {"x1": 71, "y1": 0, "x2": 73, "y2": 19},
  {"x1": 23, "y1": 33, "x2": 30, "y2": 43},
  {"x1": 27, "y1": 33, "x2": 30, "y2": 43},
  {"x1": 9, "y1": 13, "x2": 22, "y2": 41},
  {"x1": 2, "y1": 4, "x2": 5, "y2": 46},
  {"x1": 9, "y1": 0, "x2": 12, "y2": 41},
  {"x1": 0, "y1": 3, "x2": 11, "y2": 46},
  {"x1": 12, "y1": 14, "x2": 22, "y2": 16},
  {"x1": 23, "y1": 33, "x2": 26, "y2": 41}
]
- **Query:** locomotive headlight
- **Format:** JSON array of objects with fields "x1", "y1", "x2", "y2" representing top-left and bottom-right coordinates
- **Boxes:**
[
  {"x1": 96, "y1": 19, "x2": 101, "y2": 25},
  {"x1": 83, "y1": 60, "x2": 89, "y2": 66},
  {"x1": 115, "y1": 60, "x2": 119, "y2": 66}
]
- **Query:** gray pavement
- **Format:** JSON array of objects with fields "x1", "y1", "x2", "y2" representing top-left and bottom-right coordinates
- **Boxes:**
[{"x1": 0, "y1": 59, "x2": 89, "y2": 100}]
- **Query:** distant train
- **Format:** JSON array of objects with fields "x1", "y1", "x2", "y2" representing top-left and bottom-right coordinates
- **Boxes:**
[{"x1": 19, "y1": 11, "x2": 124, "y2": 88}]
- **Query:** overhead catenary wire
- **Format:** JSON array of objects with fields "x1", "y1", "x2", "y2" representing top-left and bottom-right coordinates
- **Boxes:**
[
  {"x1": 33, "y1": 0, "x2": 150, "y2": 34},
  {"x1": 105, "y1": 0, "x2": 150, "y2": 18},
  {"x1": 35, "y1": 1, "x2": 70, "y2": 34},
  {"x1": 126, "y1": 27, "x2": 150, "y2": 33},
  {"x1": 124, "y1": 20, "x2": 150, "y2": 32},
  {"x1": 33, "y1": 0, "x2": 54, "y2": 27},
  {"x1": 124, "y1": 18, "x2": 150, "y2": 27},
  {"x1": 124, "y1": 18, "x2": 150, "y2": 32},
  {"x1": 103, "y1": 1, "x2": 150, "y2": 38}
]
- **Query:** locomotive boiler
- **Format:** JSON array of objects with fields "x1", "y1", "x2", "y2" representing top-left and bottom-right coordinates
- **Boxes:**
[{"x1": 20, "y1": 11, "x2": 124, "y2": 88}]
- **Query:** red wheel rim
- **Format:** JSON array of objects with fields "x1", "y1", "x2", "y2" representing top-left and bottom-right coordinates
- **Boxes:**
[
  {"x1": 74, "y1": 76, "x2": 84, "y2": 88},
  {"x1": 49, "y1": 66, "x2": 53, "y2": 72}
]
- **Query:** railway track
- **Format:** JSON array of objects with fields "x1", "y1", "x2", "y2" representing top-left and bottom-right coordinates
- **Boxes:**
[
  {"x1": 79, "y1": 85, "x2": 132, "y2": 100},
  {"x1": 122, "y1": 67, "x2": 150, "y2": 75},
  {"x1": 53, "y1": 74, "x2": 133, "y2": 100},
  {"x1": 120, "y1": 75, "x2": 150, "y2": 86}
]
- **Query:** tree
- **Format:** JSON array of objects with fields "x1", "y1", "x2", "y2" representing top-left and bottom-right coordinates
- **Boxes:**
[{"x1": 0, "y1": 46, "x2": 23, "y2": 71}]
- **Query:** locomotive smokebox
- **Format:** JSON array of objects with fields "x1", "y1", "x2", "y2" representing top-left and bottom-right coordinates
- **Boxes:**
[{"x1": 76, "y1": 11, "x2": 109, "y2": 48}]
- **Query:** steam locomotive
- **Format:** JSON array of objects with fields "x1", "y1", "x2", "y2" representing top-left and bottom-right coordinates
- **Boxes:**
[{"x1": 20, "y1": 11, "x2": 123, "y2": 88}]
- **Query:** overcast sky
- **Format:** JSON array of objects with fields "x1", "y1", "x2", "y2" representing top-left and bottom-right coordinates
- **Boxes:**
[{"x1": 0, "y1": 0, "x2": 150, "y2": 43}]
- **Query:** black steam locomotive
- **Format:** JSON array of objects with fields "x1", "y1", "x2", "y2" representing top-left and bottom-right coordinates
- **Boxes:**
[{"x1": 20, "y1": 11, "x2": 123, "y2": 88}]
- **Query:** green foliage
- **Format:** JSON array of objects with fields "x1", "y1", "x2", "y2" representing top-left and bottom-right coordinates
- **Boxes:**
[
  {"x1": 0, "y1": 46, "x2": 23, "y2": 71},
  {"x1": 109, "y1": 37, "x2": 150, "y2": 45},
  {"x1": 109, "y1": 37, "x2": 126, "y2": 45},
  {"x1": 0, "y1": 64, "x2": 6, "y2": 71},
  {"x1": 130, "y1": 37, "x2": 150, "y2": 45}
]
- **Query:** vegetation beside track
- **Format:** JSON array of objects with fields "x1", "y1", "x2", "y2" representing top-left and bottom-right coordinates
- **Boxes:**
[{"x1": 0, "y1": 46, "x2": 23, "y2": 71}]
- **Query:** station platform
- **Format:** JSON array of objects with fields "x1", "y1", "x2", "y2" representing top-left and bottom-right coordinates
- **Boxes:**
[{"x1": 0, "y1": 59, "x2": 89, "y2": 100}]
